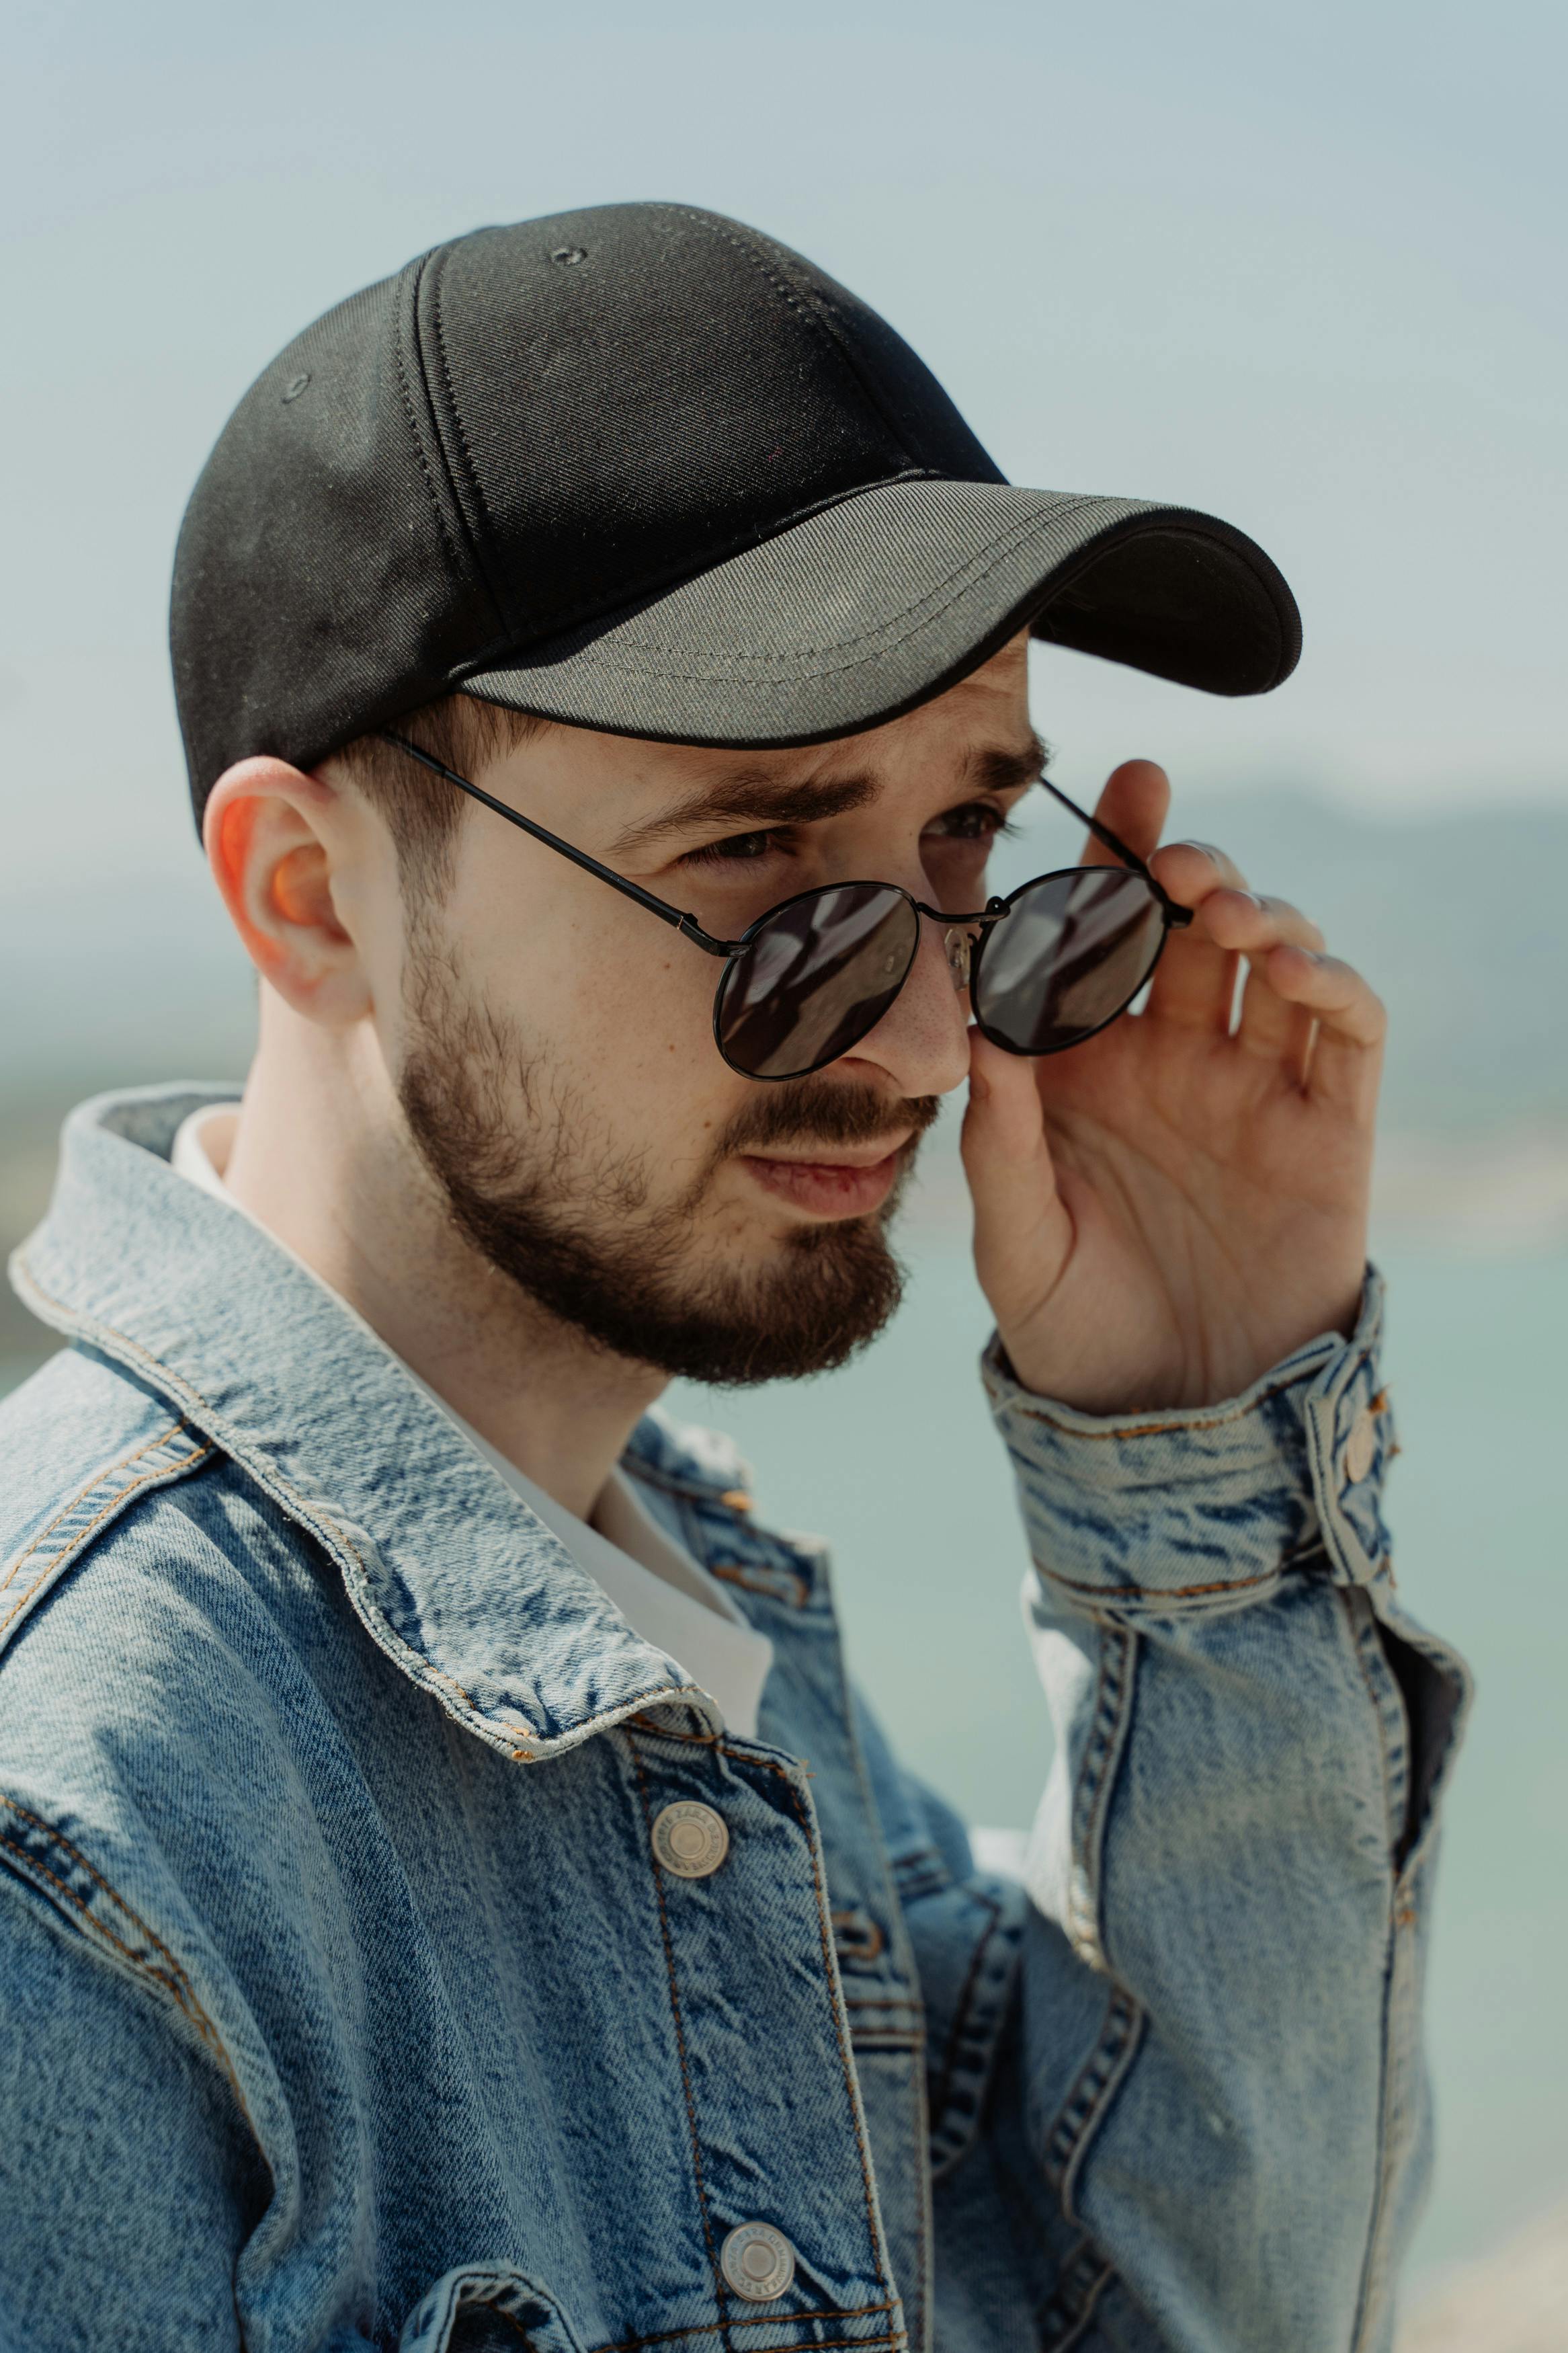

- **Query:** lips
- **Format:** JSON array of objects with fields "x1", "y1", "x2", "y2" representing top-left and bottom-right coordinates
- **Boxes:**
[{"x1": 739, "y1": 1146, "x2": 906, "y2": 1220}]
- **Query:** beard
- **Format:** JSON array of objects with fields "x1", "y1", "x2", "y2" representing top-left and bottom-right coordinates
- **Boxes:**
[{"x1": 397, "y1": 936, "x2": 940, "y2": 1386}]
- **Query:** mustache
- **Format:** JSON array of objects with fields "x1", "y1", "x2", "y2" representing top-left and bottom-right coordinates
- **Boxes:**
[{"x1": 714, "y1": 1079, "x2": 942, "y2": 1160}]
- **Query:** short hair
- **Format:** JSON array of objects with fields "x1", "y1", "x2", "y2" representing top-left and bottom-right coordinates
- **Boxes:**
[{"x1": 329, "y1": 695, "x2": 546, "y2": 904}]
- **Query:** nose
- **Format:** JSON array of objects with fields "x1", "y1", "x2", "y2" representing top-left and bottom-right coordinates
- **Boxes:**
[{"x1": 841, "y1": 906, "x2": 975, "y2": 1098}]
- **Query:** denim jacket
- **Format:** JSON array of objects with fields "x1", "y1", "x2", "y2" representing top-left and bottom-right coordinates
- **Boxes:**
[{"x1": 0, "y1": 1086, "x2": 1469, "y2": 2353}]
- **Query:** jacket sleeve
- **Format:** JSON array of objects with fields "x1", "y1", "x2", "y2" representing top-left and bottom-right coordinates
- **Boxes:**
[
  {"x1": 0, "y1": 1869, "x2": 265, "y2": 2350},
  {"x1": 901, "y1": 1272, "x2": 1471, "y2": 2353}
]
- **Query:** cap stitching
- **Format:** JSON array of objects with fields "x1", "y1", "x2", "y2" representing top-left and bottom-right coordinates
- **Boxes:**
[
  {"x1": 431, "y1": 261, "x2": 509, "y2": 625},
  {"x1": 542, "y1": 497, "x2": 1102, "y2": 669},
  {"x1": 485, "y1": 499, "x2": 1128, "y2": 693},
  {"x1": 393, "y1": 325, "x2": 460, "y2": 577},
  {"x1": 393, "y1": 254, "x2": 465, "y2": 579},
  {"x1": 674, "y1": 208, "x2": 927, "y2": 468},
  {"x1": 399, "y1": 247, "x2": 509, "y2": 642},
  {"x1": 429, "y1": 467, "x2": 952, "y2": 688}
]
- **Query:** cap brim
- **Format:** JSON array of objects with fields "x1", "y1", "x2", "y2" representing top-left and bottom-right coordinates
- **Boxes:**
[{"x1": 456, "y1": 477, "x2": 1300, "y2": 749}]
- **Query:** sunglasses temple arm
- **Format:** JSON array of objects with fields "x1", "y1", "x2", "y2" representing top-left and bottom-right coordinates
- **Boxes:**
[
  {"x1": 1038, "y1": 776, "x2": 1192, "y2": 926},
  {"x1": 376, "y1": 733, "x2": 739, "y2": 957}
]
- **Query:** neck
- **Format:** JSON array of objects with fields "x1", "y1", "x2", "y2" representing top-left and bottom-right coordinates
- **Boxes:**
[{"x1": 220, "y1": 989, "x2": 666, "y2": 1523}]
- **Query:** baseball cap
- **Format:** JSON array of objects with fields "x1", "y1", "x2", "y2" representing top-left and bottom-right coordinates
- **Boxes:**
[{"x1": 171, "y1": 201, "x2": 1301, "y2": 833}]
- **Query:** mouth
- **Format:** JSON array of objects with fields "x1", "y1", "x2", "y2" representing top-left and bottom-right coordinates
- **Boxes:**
[{"x1": 737, "y1": 1137, "x2": 912, "y2": 1220}]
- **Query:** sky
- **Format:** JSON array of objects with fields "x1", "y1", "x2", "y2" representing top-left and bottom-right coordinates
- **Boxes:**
[{"x1": 2, "y1": 0, "x2": 1564, "y2": 923}]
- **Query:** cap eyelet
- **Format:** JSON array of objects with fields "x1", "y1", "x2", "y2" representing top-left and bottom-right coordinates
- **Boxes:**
[
  {"x1": 281, "y1": 372, "x2": 311, "y2": 403},
  {"x1": 550, "y1": 245, "x2": 587, "y2": 266}
]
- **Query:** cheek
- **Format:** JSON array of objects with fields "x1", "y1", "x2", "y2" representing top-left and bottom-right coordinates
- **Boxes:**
[{"x1": 457, "y1": 880, "x2": 744, "y2": 1172}]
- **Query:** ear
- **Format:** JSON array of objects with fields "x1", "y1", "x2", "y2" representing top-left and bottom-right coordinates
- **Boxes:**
[{"x1": 203, "y1": 757, "x2": 375, "y2": 1027}]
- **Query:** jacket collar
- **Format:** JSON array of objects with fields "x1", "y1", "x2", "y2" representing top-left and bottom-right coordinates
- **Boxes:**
[{"x1": 11, "y1": 1084, "x2": 733, "y2": 1763}]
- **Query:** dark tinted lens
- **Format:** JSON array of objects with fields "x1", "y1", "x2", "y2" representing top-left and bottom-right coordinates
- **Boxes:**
[
  {"x1": 973, "y1": 868, "x2": 1167, "y2": 1054},
  {"x1": 716, "y1": 883, "x2": 919, "y2": 1079}
]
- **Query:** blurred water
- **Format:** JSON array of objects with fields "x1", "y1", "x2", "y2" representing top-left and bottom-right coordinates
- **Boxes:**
[
  {"x1": 2, "y1": 1238, "x2": 1563, "y2": 2289},
  {"x1": 664, "y1": 1235, "x2": 1568, "y2": 2290}
]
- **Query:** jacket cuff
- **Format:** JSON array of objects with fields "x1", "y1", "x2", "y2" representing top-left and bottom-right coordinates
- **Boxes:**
[{"x1": 983, "y1": 1270, "x2": 1395, "y2": 1615}]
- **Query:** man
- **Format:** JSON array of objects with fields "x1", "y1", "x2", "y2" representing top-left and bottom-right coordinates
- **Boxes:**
[{"x1": 0, "y1": 204, "x2": 1467, "y2": 2352}]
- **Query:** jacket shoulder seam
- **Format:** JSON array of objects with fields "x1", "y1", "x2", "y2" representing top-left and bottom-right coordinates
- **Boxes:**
[
  {"x1": 0, "y1": 1789, "x2": 260, "y2": 2148},
  {"x1": 0, "y1": 1416, "x2": 214, "y2": 1656}
]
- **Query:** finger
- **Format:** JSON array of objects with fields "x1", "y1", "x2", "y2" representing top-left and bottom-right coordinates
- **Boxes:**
[
  {"x1": 1076, "y1": 759, "x2": 1170, "y2": 870},
  {"x1": 1142, "y1": 842, "x2": 1252, "y2": 1033},
  {"x1": 1263, "y1": 947, "x2": 1387, "y2": 1119},
  {"x1": 960, "y1": 1026, "x2": 1072, "y2": 1321},
  {"x1": 1202, "y1": 892, "x2": 1327, "y2": 1068}
]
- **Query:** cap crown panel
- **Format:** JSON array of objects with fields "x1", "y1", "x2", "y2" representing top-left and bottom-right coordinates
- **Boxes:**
[
  {"x1": 427, "y1": 206, "x2": 1002, "y2": 645},
  {"x1": 171, "y1": 268, "x2": 494, "y2": 801}
]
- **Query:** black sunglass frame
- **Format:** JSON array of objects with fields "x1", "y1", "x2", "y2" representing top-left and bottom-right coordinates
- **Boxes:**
[{"x1": 377, "y1": 730, "x2": 1192, "y2": 1079}]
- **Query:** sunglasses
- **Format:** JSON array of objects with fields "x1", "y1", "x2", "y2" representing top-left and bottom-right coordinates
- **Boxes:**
[{"x1": 378, "y1": 731, "x2": 1192, "y2": 1084}]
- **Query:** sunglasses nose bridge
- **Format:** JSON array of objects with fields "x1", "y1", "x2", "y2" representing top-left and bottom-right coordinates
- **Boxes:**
[
  {"x1": 941, "y1": 923, "x2": 974, "y2": 992},
  {"x1": 928, "y1": 896, "x2": 1007, "y2": 994}
]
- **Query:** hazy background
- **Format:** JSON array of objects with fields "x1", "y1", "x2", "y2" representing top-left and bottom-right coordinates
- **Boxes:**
[{"x1": 3, "y1": 0, "x2": 1565, "y2": 2330}]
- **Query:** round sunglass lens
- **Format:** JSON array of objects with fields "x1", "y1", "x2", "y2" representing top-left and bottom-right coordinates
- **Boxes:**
[
  {"x1": 716, "y1": 883, "x2": 918, "y2": 1080},
  {"x1": 973, "y1": 868, "x2": 1166, "y2": 1054}
]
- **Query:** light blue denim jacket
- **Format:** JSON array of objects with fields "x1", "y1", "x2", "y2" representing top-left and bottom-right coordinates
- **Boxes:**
[{"x1": 0, "y1": 1087, "x2": 1469, "y2": 2353}]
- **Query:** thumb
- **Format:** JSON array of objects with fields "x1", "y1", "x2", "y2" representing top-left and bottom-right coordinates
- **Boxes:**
[{"x1": 960, "y1": 1028, "x2": 1073, "y2": 1323}]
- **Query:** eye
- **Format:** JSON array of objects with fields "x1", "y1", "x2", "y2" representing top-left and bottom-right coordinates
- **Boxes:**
[
  {"x1": 679, "y1": 828, "x2": 785, "y2": 870},
  {"x1": 925, "y1": 800, "x2": 1018, "y2": 845}
]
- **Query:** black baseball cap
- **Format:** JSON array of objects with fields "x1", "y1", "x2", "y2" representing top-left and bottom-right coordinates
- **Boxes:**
[{"x1": 172, "y1": 201, "x2": 1301, "y2": 834}]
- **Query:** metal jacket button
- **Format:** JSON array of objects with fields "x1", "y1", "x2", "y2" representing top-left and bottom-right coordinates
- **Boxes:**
[
  {"x1": 651, "y1": 1801, "x2": 729, "y2": 1878},
  {"x1": 721, "y1": 2221, "x2": 795, "y2": 2301}
]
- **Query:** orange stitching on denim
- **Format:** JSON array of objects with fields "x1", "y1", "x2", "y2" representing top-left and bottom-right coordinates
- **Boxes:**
[
  {"x1": 0, "y1": 1440, "x2": 212, "y2": 1638},
  {"x1": 1, "y1": 1794, "x2": 191, "y2": 1983},
  {"x1": 0, "y1": 1418, "x2": 185, "y2": 1594},
  {"x1": 593, "y1": 2301, "x2": 898, "y2": 2352},
  {"x1": 1006, "y1": 1359, "x2": 1341, "y2": 1440},
  {"x1": 1041, "y1": 1562, "x2": 1280, "y2": 1602},
  {"x1": 602, "y1": 2335, "x2": 903, "y2": 2353},
  {"x1": 706, "y1": 1562, "x2": 811, "y2": 1611},
  {"x1": 830, "y1": 1909, "x2": 885, "y2": 1964},
  {"x1": 1341, "y1": 1589, "x2": 1404, "y2": 1861},
  {"x1": 730, "y1": 1751, "x2": 890, "y2": 2297},
  {"x1": 642, "y1": 1733, "x2": 893, "y2": 2274},
  {"x1": 626, "y1": 1714, "x2": 721, "y2": 1747},
  {"x1": 8, "y1": 1259, "x2": 530, "y2": 1728},
  {"x1": 929, "y1": 1888, "x2": 1006, "y2": 2136},
  {"x1": 0, "y1": 1834, "x2": 183, "y2": 1995},
  {"x1": 624, "y1": 1738, "x2": 733, "y2": 2346},
  {"x1": 0, "y1": 1812, "x2": 257, "y2": 2145},
  {"x1": 1073, "y1": 1627, "x2": 1137, "y2": 1974},
  {"x1": 619, "y1": 1456, "x2": 733, "y2": 1505},
  {"x1": 12, "y1": 1254, "x2": 716, "y2": 1765}
]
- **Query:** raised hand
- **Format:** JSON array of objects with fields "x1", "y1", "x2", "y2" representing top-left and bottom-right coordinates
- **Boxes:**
[{"x1": 960, "y1": 759, "x2": 1385, "y2": 1414}]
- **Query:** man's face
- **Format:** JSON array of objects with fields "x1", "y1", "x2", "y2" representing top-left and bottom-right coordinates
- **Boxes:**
[{"x1": 385, "y1": 636, "x2": 1040, "y2": 1383}]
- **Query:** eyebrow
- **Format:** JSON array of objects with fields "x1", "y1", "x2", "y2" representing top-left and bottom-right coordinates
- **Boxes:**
[{"x1": 605, "y1": 730, "x2": 1050, "y2": 864}]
